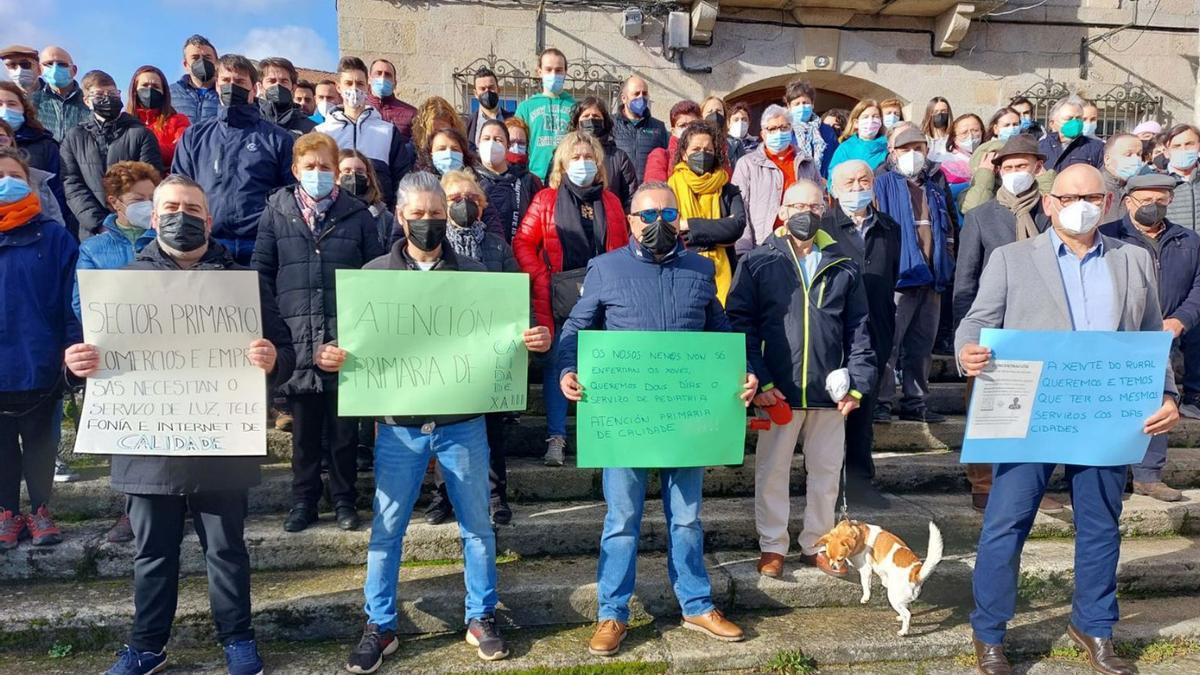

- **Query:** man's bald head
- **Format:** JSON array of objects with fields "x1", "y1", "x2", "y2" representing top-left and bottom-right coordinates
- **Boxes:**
[
  {"x1": 783, "y1": 180, "x2": 825, "y2": 208},
  {"x1": 1052, "y1": 164, "x2": 1106, "y2": 195},
  {"x1": 39, "y1": 46, "x2": 74, "y2": 66},
  {"x1": 621, "y1": 75, "x2": 650, "y2": 114}
]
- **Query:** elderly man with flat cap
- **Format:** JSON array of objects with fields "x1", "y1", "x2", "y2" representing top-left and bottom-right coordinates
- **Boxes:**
[
  {"x1": 1100, "y1": 172, "x2": 1196, "y2": 500},
  {"x1": 1, "y1": 45, "x2": 42, "y2": 96}
]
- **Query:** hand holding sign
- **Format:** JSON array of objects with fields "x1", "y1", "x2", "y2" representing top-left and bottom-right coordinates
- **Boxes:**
[
  {"x1": 65, "y1": 343, "x2": 101, "y2": 378},
  {"x1": 315, "y1": 342, "x2": 348, "y2": 373},
  {"x1": 248, "y1": 339, "x2": 277, "y2": 373},
  {"x1": 561, "y1": 372, "x2": 583, "y2": 402},
  {"x1": 740, "y1": 372, "x2": 758, "y2": 406},
  {"x1": 1144, "y1": 396, "x2": 1180, "y2": 436},
  {"x1": 523, "y1": 326, "x2": 552, "y2": 353},
  {"x1": 959, "y1": 343, "x2": 992, "y2": 377}
]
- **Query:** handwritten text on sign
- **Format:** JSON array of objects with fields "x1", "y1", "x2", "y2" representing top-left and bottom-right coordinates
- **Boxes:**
[
  {"x1": 335, "y1": 270, "x2": 530, "y2": 416},
  {"x1": 962, "y1": 329, "x2": 1171, "y2": 466},
  {"x1": 74, "y1": 270, "x2": 267, "y2": 456},
  {"x1": 577, "y1": 330, "x2": 746, "y2": 468}
]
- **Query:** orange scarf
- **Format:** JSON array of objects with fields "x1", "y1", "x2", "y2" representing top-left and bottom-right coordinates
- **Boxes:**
[{"x1": 0, "y1": 192, "x2": 41, "y2": 232}]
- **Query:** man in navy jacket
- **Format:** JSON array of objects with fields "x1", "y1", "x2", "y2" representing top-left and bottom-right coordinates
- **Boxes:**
[
  {"x1": 1039, "y1": 95, "x2": 1105, "y2": 171},
  {"x1": 611, "y1": 75, "x2": 669, "y2": 183}
]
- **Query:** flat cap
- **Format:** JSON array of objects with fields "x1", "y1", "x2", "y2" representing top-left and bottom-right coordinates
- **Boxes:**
[
  {"x1": 0, "y1": 45, "x2": 37, "y2": 60},
  {"x1": 993, "y1": 134, "x2": 1046, "y2": 162},
  {"x1": 891, "y1": 127, "x2": 926, "y2": 149},
  {"x1": 1124, "y1": 173, "x2": 1179, "y2": 193}
]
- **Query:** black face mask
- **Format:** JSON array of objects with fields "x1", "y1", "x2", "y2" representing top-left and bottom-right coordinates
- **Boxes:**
[
  {"x1": 932, "y1": 112, "x2": 950, "y2": 129},
  {"x1": 687, "y1": 150, "x2": 716, "y2": 176},
  {"x1": 786, "y1": 212, "x2": 819, "y2": 241},
  {"x1": 339, "y1": 173, "x2": 368, "y2": 198},
  {"x1": 580, "y1": 118, "x2": 606, "y2": 139},
  {"x1": 1133, "y1": 203, "x2": 1168, "y2": 227},
  {"x1": 407, "y1": 218, "x2": 447, "y2": 252},
  {"x1": 705, "y1": 112, "x2": 725, "y2": 130},
  {"x1": 448, "y1": 199, "x2": 479, "y2": 227},
  {"x1": 1153, "y1": 155, "x2": 1170, "y2": 171},
  {"x1": 157, "y1": 211, "x2": 208, "y2": 253},
  {"x1": 478, "y1": 90, "x2": 499, "y2": 110},
  {"x1": 190, "y1": 58, "x2": 215, "y2": 84},
  {"x1": 92, "y1": 94, "x2": 122, "y2": 122},
  {"x1": 137, "y1": 87, "x2": 164, "y2": 110},
  {"x1": 219, "y1": 83, "x2": 251, "y2": 107},
  {"x1": 265, "y1": 84, "x2": 293, "y2": 108},
  {"x1": 639, "y1": 218, "x2": 678, "y2": 255}
]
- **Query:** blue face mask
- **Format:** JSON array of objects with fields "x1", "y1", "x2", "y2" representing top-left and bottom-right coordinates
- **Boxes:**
[
  {"x1": 567, "y1": 158, "x2": 598, "y2": 187},
  {"x1": 370, "y1": 78, "x2": 393, "y2": 98},
  {"x1": 790, "y1": 104, "x2": 813, "y2": 125},
  {"x1": 996, "y1": 126, "x2": 1020, "y2": 142},
  {"x1": 882, "y1": 113, "x2": 900, "y2": 130},
  {"x1": 764, "y1": 130, "x2": 792, "y2": 153},
  {"x1": 838, "y1": 188, "x2": 874, "y2": 214},
  {"x1": 542, "y1": 72, "x2": 565, "y2": 95},
  {"x1": 1019, "y1": 117, "x2": 1033, "y2": 131},
  {"x1": 432, "y1": 149, "x2": 464, "y2": 174},
  {"x1": 1170, "y1": 149, "x2": 1199, "y2": 171},
  {"x1": 1115, "y1": 155, "x2": 1144, "y2": 180},
  {"x1": 0, "y1": 108, "x2": 24, "y2": 132},
  {"x1": 0, "y1": 175, "x2": 32, "y2": 204},
  {"x1": 1082, "y1": 120, "x2": 1098, "y2": 137},
  {"x1": 41, "y1": 63, "x2": 72, "y2": 89},
  {"x1": 300, "y1": 170, "x2": 335, "y2": 200},
  {"x1": 627, "y1": 96, "x2": 648, "y2": 118}
]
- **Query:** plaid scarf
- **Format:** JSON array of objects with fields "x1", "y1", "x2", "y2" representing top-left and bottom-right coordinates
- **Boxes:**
[{"x1": 294, "y1": 185, "x2": 340, "y2": 232}]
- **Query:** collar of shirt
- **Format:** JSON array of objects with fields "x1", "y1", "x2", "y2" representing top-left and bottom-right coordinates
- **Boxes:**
[
  {"x1": 1049, "y1": 226, "x2": 1104, "y2": 261},
  {"x1": 1047, "y1": 227, "x2": 1117, "y2": 331},
  {"x1": 789, "y1": 239, "x2": 823, "y2": 285}
]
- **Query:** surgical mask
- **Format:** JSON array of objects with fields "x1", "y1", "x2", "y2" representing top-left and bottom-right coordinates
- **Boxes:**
[
  {"x1": 477, "y1": 90, "x2": 499, "y2": 110},
  {"x1": 1115, "y1": 155, "x2": 1144, "y2": 180},
  {"x1": 567, "y1": 158, "x2": 597, "y2": 187},
  {"x1": 0, "y1": 107, "x2": 23, "y2": 131},
  {"x1": 432, "y1": 149, "x2": 464, "y2": 174},
  {"x1": 406, "y1": 218, "x2": 446, "y2": 252},
  {"x1": 41, "y1": 63, "x2": 71, "y2": 89},
  {"x1": 0, "y1": 176, "x2": 32, "y2": 204},
  {"x1": 1059, "y1": 118, "x2": 1084, "y2": 139},
  {"x1": 91, "y1": 94, "x2": 123, "y2": 122},
  {"x1": 1019, "y1": 116, "x2": 1033, "y2": 131},
  {"x1": 687, "y1": 150, "x2": 716, "y2": 176},
  {"x1": 1170, "y1": 149, "x2": 1199, "y2": 171},
  {"x1": 1000, "y1": 171, "x2": 1035, "y2": 195},
  {"x1": 157, "y1": 211, "x2": 208, "y2": 252},
  {"x1": 857, "y1": 118, "x2": 882, "y2": 140},
  {"x1": 341, "y1": 87, "x2": 367, "y2": 109},
  {"x1": 838, "y1": 188, "x2": 874, "y2": 214},
  {"x1": 542, "y1": 72, "x2": 565, "y2": 95},
  {"x1": 137, "y1": 87, "x2": 164, "y2": 110},
  {"x1": 479, "y1": 139, "x2": 505, "y2": 168},
  {"x1": 189, "y1": 58, "x2": 215, "y2": 84},
  {"x1": 1057, "y1": 200, "x2": 1102, "y2": 236},
  {"x1": 627, "y1": 96, "x2": 648, "y2": 117},
  {"x1": 882, "y1": 113, "x2": 900, "y2": 130},
  {"x1": 639, "y1": 218, "x2": 678, "y2": 255},
  {"x1": 339, "y1": 172, "x2": 368, "y2": 198},
  {"x1": 124, "y1": 200, "x2": 154, "y2": 229},
  {"x1": 786, "y1": 212, "x2": 818, "y2": 241},
  {"x1": 370, "y1": 78, "x2": 393, "y2": 98},
  {"x1": 219, "y1": 83, "x2": 250, "y2": 107},
  {"x1": 1133, "y1": 203, "x2": 1167, "y2": 228},
  {"x1": 997, "y1": 126, "x2": 1020, "y2": 142},
  {"x1": 300, "y1": 170, "x2": 335, "y2": 200},
  {"x1": 265, "y1": 85, "x2": 292, "y2": 108},
  {"x1": 896, "y1": 151, "x2": 925, "y2": 177},
  {"x1": 931, "y1": 112, "x2": 949, "y2": 129},
  {"x1": 729, "y1": 119, "x2": 748, "y2": 139},
  {"x1": 1082, "y1": 121, "x2": 1098, "y2": 137},
  {"x1": 764, "y1": 130, "x2": 792, "y2": 153},
  {"x1": 580, "y1": 118, "x2": 606, "y2": 138},
  {"x1": 790, "y1": 104, "x2": 814, "y2": 126},
  {"x1": 449, "y1": 199, "x2": 479, "y2": 227},
  {"x1": 7, "y1": 67, "x2": 35, "y2": 89},
  {"x1": 958, "y1": 136, "x2": 980, "y2": 153}
]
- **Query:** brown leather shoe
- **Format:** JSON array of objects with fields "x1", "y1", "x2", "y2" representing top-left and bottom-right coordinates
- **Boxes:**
[
  {"x1": 1038, "y1": 495, "x2": 1066, "y2": 514},
  {"x1": 972, "y1": 635, "x2": 1013, "y2": 675},
  {"x1": 798, "y1": 551, "x2": 848, "y2": 578},
  {"x1": 1132, "y1": 481, "x2": 1184, "y2": 502},
  {"x1": 681, "y1": 609, "x2": 744, "y2": 642},
  {"x1": 757, "y1": 552, "x2": 784, "y2": 578},
  {"x1": 588, "y1": 619, "x2": 627, "y2": 656},
  {"x1": 972, "y1": 493, "x2": 989, "y2": 512},
  {"x1": 1067, "y1": 624, "x2": 1136, "y2": 675}
]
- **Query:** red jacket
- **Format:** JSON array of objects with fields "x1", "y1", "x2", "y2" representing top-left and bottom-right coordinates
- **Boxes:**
[
  {"x1": 643, "y1": 136, "x2": 678, "y2": 183},
  {"x1": 513, "y1": 186, "x2": 629, "y2": 333},
  {"x1": 366, "y1": 95, "x2": 417, "y2": 140},
  {"x1": 136, "y1": 108, "x2": 190, "y2": 168}
]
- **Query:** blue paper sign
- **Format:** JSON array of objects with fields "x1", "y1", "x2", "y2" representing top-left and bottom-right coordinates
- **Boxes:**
[{"x1": 961, "y1": 329, "x2": 1171, "y2": 466}]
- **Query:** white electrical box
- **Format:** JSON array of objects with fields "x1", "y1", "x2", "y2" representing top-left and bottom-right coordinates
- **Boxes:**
[
  {"x1": 664, "y1": 11, "x2": 690, "y2": 51},
  {"x1": 622, "y1": 7, "x2": 643, "y2": 39}
]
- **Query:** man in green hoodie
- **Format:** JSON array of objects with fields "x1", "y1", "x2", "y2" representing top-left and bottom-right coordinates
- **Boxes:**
[{"x1": 515, "y1": 48, "x2": 575, "y2": 182}]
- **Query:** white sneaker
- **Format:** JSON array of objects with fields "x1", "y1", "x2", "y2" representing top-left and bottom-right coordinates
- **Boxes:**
[
  {"x1": 1179, "y1": 402, "x2": 1200, "y2": 420},
  {"x1": 543, "y1": 436, "x2": 566, "y2": 467},
  {"x1": 53, "y1": 460, "x2": 79, "y2": 483}
]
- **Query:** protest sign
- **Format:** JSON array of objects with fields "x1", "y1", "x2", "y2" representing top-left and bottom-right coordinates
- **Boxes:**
[
  {"x1": 75, "y1": 270, "x2": 266, "y2": 456},
  {"x1": 576, "y1": 330, "x2": 746, "y2": 468},
  {"x1": 335, "y1": 270, "x2": 530, "y2": 416},
  {"x1": 962, "y1": 328, "x2": 1171, "y2": 465}
]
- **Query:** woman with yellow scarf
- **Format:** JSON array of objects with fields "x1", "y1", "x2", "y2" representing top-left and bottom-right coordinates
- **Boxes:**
[{"x1": 666, "y1": 121, "x2": 747, "y2": 304}]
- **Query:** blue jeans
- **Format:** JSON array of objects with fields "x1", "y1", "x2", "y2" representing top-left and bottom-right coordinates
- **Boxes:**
[
  {"x1": 214, "y1": 237, "x2": 255, "y2": 267},
  {"x1": 543, "y1": 336, "x2": 568, "y2": 437},
  {"x1": 971, "y1": 462, "x2": 1125, "y2": 644},
  {"x1": 597, "y1": 467, "x2": 714, "y2": 623},
  {"x1": 363, "y1": 417, "x2": 497, "y2": 629}
]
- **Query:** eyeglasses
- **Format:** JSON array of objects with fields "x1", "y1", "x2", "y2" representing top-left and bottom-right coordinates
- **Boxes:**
[
  {"x1": 781, "y1": 203, "x2": 826, "y2": 215},
  {"x1": 5, "y1": 60, "x2": 35, "y2": 70},
  {"x1": 1126, "y1": 195, "x2": 1171, "y2": 208},
  {"x1": 88, "y1": 91, "x2": 121, "y2": 102},
  {"x1": 633, "y1": 208, "x2": 679, "y2": 224},
  {"x1": 762, "y1": 124, "x2": 790, "y2": 133},
  {"x1": 1050, "y1": 193, "x2": 1107, "y2": 207}
]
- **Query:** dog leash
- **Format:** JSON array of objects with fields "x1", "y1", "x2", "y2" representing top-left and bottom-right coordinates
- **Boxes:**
[{"x1": 838, "y1": 457, "x2": 851, "y2": 522}]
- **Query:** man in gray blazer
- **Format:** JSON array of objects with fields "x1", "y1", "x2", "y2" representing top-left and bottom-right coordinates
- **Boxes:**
[{"x1": 955, "y1": 164, "x2": 1180, "y2": 675}]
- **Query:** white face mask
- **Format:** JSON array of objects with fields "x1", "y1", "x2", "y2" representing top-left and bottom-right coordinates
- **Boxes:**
[
  {"x1": 896, "y1": 150, "x2": 925, "y2": 177},
  {"x1": 316, "y1": 100, "x2": 333, "y2": 116},
  {"x1": 479, "y1": 139, "x2": 505, "y2": 168},
  {"x1": 958, "y1": 136, "x2": 980, "y2": 153},
  {"x1": 729, "y1": 119, "x2": 749, "y2": 139},
  {"x1": 1057, "y1": 200, "x2": 1103, "y2": 236},
  {"x1": 341, "y1": 88, "x2": 367, "y2": 109},
  {"x1": 1000, "y1": 171, "x2": 1035, "y2": 195}
]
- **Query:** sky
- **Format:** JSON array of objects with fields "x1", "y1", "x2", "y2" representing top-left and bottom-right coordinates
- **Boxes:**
[{"x1": 0, "y1": 0, "x2": 339, "y2": 90}]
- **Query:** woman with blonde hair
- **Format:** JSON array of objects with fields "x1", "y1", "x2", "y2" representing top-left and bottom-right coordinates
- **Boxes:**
[
  {"x1": 411, "y1": 96, "x2": 468, "y2": 154},
  {"x1": 827, "y1": 98, "x2": 887, "y2": 170}
]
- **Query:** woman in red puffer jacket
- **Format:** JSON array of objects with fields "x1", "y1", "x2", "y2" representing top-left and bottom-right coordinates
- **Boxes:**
[{"x1": 125, "y1": 65, "x2": 190, "y2": 168}]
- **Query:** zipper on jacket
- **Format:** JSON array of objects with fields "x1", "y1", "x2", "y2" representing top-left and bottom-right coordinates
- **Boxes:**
[{"x1": 786, "y1": 243, "x2": 851, "y2": 407}]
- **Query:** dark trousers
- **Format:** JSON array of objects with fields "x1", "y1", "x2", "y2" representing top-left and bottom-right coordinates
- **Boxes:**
[
  {"x1": 0, "y1": 393, "x2": 59, "y2": 512},
  {"x1": 289, "y1": 390, "x2": 359, "y2": 508},
  {"x1": 432, "y1": 413, "x2": 508, "y2": 504},
  {"x1": 1132, "y1": 433, "x2": 1168, "y2": 483},
  {"x1": 843, "y1": 391, "x2": 876, "y2": 479},
  {"x1": 1180, "y1": 328, "x2": 1200, "y2": 398},
  {"x1": 128, "y1": 491, "x2": 253, "y2": 652},
  {"x1": 970, "y1": 462, "x2": 1125, "y2": 644}
]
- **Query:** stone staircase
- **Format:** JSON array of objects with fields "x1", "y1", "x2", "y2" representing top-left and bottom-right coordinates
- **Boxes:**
[{"x1": 7, "y1": 356, "x2": 1200, "y2": 672}]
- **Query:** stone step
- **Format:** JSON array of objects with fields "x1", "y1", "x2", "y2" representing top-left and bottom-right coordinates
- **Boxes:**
[
  {"x1": 3, "y1": 537, "x2": 1198, "y2": 652},
  {"x1": 42, "y1": 448, "x2": 1200, "y2": 521},
  {"x1": 8, "y1": 489, "x2": 1200, "y2": 580}
]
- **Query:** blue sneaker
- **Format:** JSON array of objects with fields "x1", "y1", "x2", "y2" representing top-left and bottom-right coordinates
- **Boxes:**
[
  {"x1": 104, "y1": 645, "x2": 167, "y2": 675},
  {"x1": 223, "y1": 639, "x2": 264, "y2": 675}
]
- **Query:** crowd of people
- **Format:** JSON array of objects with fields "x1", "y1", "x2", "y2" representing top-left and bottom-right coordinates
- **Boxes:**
[{"x1": 1, "y1": 33, "x2": 1198, "y2": 675}]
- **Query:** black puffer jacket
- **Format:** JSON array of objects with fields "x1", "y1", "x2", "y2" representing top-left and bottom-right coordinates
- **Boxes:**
[
  {"x1": 252, "y1": 186, "x2": 386, "y2": 396},
  {"x1": 258, "y1": 98, "x2": 317, "y2": 136},
  {"x1": 109, "y1": 240, "x2": 295, "y2": 495},
  {"x1": 611, "y1": 109, "x2": 669, "y2": 182},
  {"x1": 60, "y1": 113, "x2": 163, "y2": 237},
  {"x1": 601, "y1": 137, "x2": 639, "y2": 213},
  {"x1": 477, "y1": 164, "x2": 542, "y2": 243}
]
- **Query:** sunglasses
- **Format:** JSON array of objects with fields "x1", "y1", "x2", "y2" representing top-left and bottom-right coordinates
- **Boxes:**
[{"x1": 633, "y1": 208, "x2": 679, "y2": 224}]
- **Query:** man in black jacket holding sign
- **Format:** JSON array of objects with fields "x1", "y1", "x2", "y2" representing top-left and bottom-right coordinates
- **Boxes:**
[{"x1": 65, "y1": 174, "x2": 294, "y2": 675}]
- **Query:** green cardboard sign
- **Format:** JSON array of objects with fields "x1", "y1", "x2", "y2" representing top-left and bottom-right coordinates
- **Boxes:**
[
  {"x1": 335, "y1": 270, "x2": 530, "y2": 416},
  {"x1": 576, "y1": 330, "x2": 747, "y2": 468}
]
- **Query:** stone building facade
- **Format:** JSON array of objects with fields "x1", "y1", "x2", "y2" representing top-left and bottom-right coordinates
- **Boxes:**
[{"x1": 338, "y1": 0, "x2": 1197, "y2": 132}]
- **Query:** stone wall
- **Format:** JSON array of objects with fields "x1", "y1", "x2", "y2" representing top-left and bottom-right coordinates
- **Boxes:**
[{"x1": 338, "y1": 0, "x2": 1198, "y2": 124}]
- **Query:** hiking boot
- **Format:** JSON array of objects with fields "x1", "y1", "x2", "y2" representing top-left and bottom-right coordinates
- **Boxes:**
[
  {"x1": 424, "y1": 497, "x2": 454, "y2": 525},
  {"x1": 0, "y1": 509, "x2": 26, "y2": 551},
  {"x1": 53, "y1": 459, "x2": 79, "y2": 483},
  {"x1": 27, "y1": 506, "x2": 62, "y2": 546},
  {"x1": 465, "y1": 615, "x2": 509, "y2": 661},
  {"x1": 543, "y1": 435, "x2": 566, "y2": 466},
  {"x1": 335, "y1": 504, "x2": 362, "y2": 531},
  {"x1": 107, "y1": 513, "x2": 134, "y2": 543},
  {"x1": 104, "y1": 645, "x2": 167, "y2": 675},
  {"x1": 345, "y1": 624, "x2": 398, "y2": 674},
  {"x1": 223, "y1": 639, "x2": 264, "y2": 675},
  {"x1": 283, "y1": 504, "x2": 318, "y2": 533},
  {"x1": 588, "y1": 619, "x2": 628, "y2": 656},
  {"x1": 1133, "y1": 481, "x2": 1184, "y2": 502},
  {"x1": 681, "y1": 609, "x2": 744, "y2": 642}
]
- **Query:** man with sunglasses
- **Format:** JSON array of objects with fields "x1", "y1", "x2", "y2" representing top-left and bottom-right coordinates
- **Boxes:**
[
  {"x1": 1, "y1": 45, "x2": 42, "y2": 96},
  {"x1": 557, "y1": 182, "x2": 758, "y2": 658},
  {"x1": 956, "y1": 164, "x2": 1180, "y2": 675}
]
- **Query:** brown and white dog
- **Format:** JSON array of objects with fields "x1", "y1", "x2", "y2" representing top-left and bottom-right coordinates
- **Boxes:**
[{"x1": 816, "y1": 519, "x2": 943, "y2": 636}]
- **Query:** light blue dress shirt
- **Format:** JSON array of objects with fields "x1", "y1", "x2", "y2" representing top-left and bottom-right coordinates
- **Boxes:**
[
  {"x1": 796, "y1": 240, "x2": 822, "y2": 286},
  {"x1": 1048, "y1": 228, "x2": 1117, "y2": 331}
]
